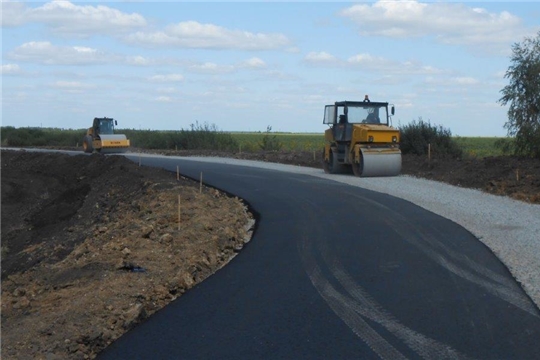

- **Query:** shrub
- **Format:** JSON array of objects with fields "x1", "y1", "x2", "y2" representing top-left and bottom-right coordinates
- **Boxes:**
[
  {"x1": 400, "y1": 118, "x2": 462, "y2": 158},
  {"x1": 123, "y1": 122, "x2": 238, "y2": 151},
  {"x1": 1, "y1": 127, "x2": 85, "y2": 147},
  {"x1": 258, "y1": 126, "x2": 283, "y2": 151}
]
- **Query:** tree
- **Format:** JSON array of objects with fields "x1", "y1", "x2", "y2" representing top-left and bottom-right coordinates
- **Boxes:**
[{"x1": 499, "y1": 31, "x2": 540, "y2": 158}]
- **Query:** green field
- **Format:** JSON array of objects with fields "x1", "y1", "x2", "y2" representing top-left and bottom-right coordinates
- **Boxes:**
[
  {"x1": 231, "y1": 133, "x2": 506, "y2": 157},
  {"x1": 0, "y1": 126, "x2": 510, "y2": 158},
  {"x1": 230, "y1": 132, "x2": 324, "y2": 152},
  {"x1": 452, "y1": 137, "x2": 509, "y2": 158}
]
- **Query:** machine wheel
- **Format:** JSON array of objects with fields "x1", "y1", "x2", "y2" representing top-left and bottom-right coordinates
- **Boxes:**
[
  {"x1": 323, "y1": 148, "x2": 347, "y2": 174},
  {"x1": 352, "y1": 156, "x2": 363, "y2": 177},
  {"x1": 83, "y1": 135, "x2": 94, "y2": 153}
]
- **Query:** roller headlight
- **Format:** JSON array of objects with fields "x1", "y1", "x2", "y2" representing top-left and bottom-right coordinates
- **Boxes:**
[
  {"x1": 392, "y1": 136, "x2": 397, "y2": 143},
  {"x1": 368, "y1": 136, "x2": 374, "y2": 142}
]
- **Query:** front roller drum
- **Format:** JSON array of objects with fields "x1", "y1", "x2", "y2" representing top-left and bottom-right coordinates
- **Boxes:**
[
  {"x1": 353, "y1": 148, "x2": 402, "y2": 177},
  {"x1": 98, "y1": 134, "x2": 130, "y2": 154}
]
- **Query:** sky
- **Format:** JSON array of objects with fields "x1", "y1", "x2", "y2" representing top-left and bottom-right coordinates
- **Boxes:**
[{"x1": 2, "y1": 1, "x2": 539, "y2": 136}]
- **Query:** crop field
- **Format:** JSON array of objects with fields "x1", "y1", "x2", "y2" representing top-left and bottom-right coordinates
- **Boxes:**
[
  {"x1": 231, "y1": 133, "x2": 505, "y2": 156},
  {"x1": 230, "y1": 132, "x2": 324, "y2": 152},
  {"x1": 453, "y1": 137, "x2": 507, "y2": 158},
  {"x1": 0, "y1": 126, "x2": 508, "y2": 158}
]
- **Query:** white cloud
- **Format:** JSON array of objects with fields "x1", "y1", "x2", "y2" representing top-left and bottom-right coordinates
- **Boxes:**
[
  {"x1": 148, "y1": 74, "x2": 184, "y2": 82},
  {"x1": 453, "y1": 77, "x2": 480, "y2": 85},
  {"x1": 125, "y1": 20, "x2": 292, "y2": 50},
  {"x1": 304, "y1": 51, "x2": 339, "y2": 64},
  {"x1": 125, "y1": 56, "x2": 152, "y2": 66},
  {"x1": 9, "y1": 41, "x2": 112, "y2": 65},
  {"x1": 240, "y1": 57, "x2": 267, "y2": 69},
  {"x1": 156, "y1": 87, "x2": 176, "y2": 94},
  {"x1": 304, "y1": 51, "x2": 442, "y2": 75},
  {"x1": 50, "y1": 80, "x2": 96, "y2": 93},
  {"x1": 1, "y1": 2, "x2": 27, "y2": 27},
  {"x1": 347, "y1": 53, "x2": 393, "y2": 67},
  {"x1": 188, "y1": 62, "x2": 235, "y2": 74},
  {"x1": 424, "y1": 76, "x2": 481, "y2": 86},
  {"x1": 3, "y1": 1, "x2": 146, "y2": 36},
  {"x1": 155, "y1": 96, "x2": 172, "y2": 102},
  {"x1": 340, "y1": 1, "x2": 538, "y2": 54},
  {"x1": 9, "y1": 41, "x2": 160, "y2": 67},
  {"x1": 1, "y1": 64, "x2": 23, "y2": 75}
]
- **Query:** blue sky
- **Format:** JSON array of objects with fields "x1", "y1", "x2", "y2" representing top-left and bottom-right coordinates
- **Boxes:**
[{"x1": 2, "y1": 1, "x2": 539, "y2": 136}]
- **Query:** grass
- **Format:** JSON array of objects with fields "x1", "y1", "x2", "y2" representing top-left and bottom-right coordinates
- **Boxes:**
[
  {"x1": 230, "y1": 132, "x2": 324, "y2": 152},
  {"x1": 453, "y1": 137, "x2": 509, "y2": 158},
  {"x1": 1, "y1": 126, "x2": 511, "y2": 158}
]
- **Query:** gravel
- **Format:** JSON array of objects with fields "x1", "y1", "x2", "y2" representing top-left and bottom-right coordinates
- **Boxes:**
[{"x1": 166, "y1": 155, "x2": 540, "y2": 309}]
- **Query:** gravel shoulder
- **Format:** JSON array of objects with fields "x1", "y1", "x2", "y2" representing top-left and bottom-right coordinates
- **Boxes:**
[{"x1": 165, "y1": 154, "x2": 540, "y2": 309}]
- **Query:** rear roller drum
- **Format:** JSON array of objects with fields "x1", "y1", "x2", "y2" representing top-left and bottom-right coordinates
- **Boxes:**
[
  {"x1": 352, "y1": 159, "x2": 363, "y2": 177},
  {"x1": 323, "y1": 148, "x2": 347, "y2": 174},
  {"x1": 83, "y1": 135, "x2": 94, "y2": 153}
]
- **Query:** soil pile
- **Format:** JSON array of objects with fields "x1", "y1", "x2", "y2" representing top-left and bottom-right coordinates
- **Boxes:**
[{"x1": 1, "y1": 150, "x2": 254, "y2": 359}]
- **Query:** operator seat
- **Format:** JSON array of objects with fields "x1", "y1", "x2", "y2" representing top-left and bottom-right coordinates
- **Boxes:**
[{"x1": 366, "y1": 113, "x2": 379, "y2": 124}]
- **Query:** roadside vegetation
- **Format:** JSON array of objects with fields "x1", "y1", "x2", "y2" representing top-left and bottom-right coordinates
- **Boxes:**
[
  {"x1": 498, "y1": 31, "x2": 540, "y2": 159},
  {"x1": 399, "y1": 118, "x2": 463, "y2": 158},
  {"x1": 1, "y1": 125, "x2": 512, "y2": 159}
]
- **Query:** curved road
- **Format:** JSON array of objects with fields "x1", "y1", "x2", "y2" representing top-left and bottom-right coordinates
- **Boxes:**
[{"x1": 99, "y1": 155, "x2": 540, "y2": 359}]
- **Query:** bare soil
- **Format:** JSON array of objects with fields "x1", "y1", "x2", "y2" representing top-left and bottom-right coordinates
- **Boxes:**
[
  {"x1": 1, "y1": 148, "x2": 539, "y2": 359},
  {"x1": 1, "y1": 150, "x2": 254, "y2": 359}
]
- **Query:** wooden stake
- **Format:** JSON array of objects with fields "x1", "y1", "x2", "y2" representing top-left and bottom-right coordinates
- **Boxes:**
[
  {"x1": 178, "y1": 194, "x2": 181, "y2": 231},
  {"x1": 199, "y1": 172, "x2": 203, "y2": 193},
  {"x1": 177, "y1": 165, "x2": 179, "y2": 181},
  {"x1": 428, "y1": 143, "x2": 431, "y2": 162},
  {"x1": 139, "y1": 153, "x2": 141, "y2": 167},
  {"x1": 516, "y1": 168, "x2": 520, "y2": 182},
  {"x1": 313, "y1": 150, "x2": 316, "y2": 161}
]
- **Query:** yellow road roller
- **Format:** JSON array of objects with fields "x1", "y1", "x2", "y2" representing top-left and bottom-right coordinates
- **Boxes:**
[
  {"x1": 322, "y1": 96, "x2": 401, "y2": 177},
  {"x1": 83, "y1": 117, "x2": 130, "y2": 154}
]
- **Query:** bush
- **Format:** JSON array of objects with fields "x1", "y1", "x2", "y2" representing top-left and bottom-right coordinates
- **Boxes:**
[
  {"x1": 400, "y1": 118, "x2": 462, "y2": 158},
  {"x1": 123, "y1": 122, "x2": 239, "y2": 151},
  {"x1": 258, "y1": 126, "x2": 283, "y2": 151},
  {"x1": 1, "y1": 127, "x2": 85, "y2": 147}
]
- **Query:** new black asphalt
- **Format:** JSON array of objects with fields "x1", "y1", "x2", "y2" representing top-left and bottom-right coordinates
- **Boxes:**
[{"x1": 99, "y1": 156, "x2": 540, "y2": 359}]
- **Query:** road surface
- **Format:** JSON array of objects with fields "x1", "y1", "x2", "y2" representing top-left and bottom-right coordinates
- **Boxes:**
[{"x1": 97, "y1": 155, "x2": 539, "y2": 359}]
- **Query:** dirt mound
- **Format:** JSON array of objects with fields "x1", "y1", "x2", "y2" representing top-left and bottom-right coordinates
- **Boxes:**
[{"x1": 1, "y1": 150, "x2": 254, "y2": 359}]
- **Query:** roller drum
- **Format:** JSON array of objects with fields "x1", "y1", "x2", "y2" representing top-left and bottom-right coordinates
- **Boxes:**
[
  {"x1": 360, "y1": 148, "x2": 402, "y2": 177},
  {"x1": 98, "y1": 134, "x2": 130, "y2": 154}
]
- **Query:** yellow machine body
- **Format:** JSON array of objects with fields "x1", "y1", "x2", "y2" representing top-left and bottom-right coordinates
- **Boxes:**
[
  {"x1": 83, "y1": 117, "x2": 130, "y2": 154},
  {"x1": 322, "y1": 99, "x2": 401, "y2": 177}
]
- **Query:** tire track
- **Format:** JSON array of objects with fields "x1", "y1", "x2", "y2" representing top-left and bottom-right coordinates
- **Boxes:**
[{"x1": 342, "y1": 191, "x2": 538, "y2": 317}]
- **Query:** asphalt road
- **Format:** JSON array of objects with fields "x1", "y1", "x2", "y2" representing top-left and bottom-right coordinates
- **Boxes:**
[{"x1": 99, "y1": 155, "x2": 540, "y2": 360}]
